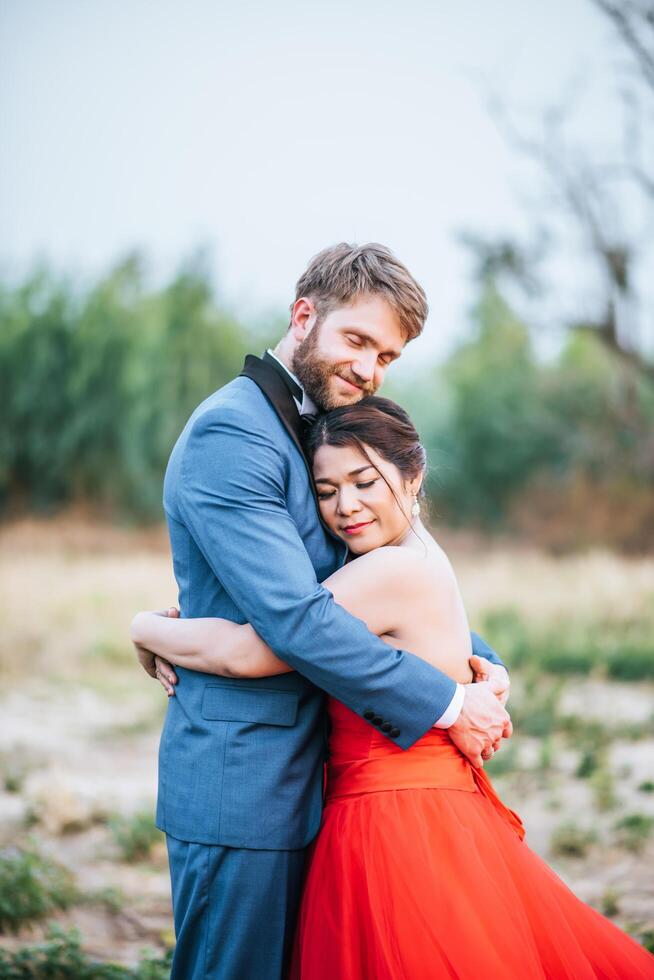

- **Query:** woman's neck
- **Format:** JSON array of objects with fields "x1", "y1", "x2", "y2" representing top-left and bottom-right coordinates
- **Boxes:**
[{"x1": 393, "y1": 518, "x2": 431, "y2": 553}]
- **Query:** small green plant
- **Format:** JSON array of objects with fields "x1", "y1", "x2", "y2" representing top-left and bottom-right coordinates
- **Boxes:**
[
  {"x1": 481, "y1": 610, "x2": 654, "y2": 682},
  {"x1": 538, "y1": 736, "x2": 555, "y2": 772},
  {"x1": 0, "y1": 925, "x2": 174, "y2": 978},
  {"x1": 600, "y1": 888, "x2": 620, "y2": 917},
  {"x1": 511, "y1": 677, "x2": 562, "y2": 738},
  {"x1": 0, "y1": 848, "x2": 77, "y2": 935},
  {"x1": 637, "y1": 780, "x2": 654, "y2": 794},
  {"x1": 80, "y1": 887, "x2": 125, "y2": 915},
  {"x1": 576, "y1": 747, "x2": 600, "y2": 780},
  {"x1": 590, "y1": 765, "x2": 616, "y2": 812},
  {"x1": 549, "y1": 822, "x2": 596, "y2": 859},
  {"x1": 612, "y1": 813, "x2": 654, "y2": 853},
  {"x1": 109, "y1": 810, "x2": 162, "y2": 862},
  {"x1": 0, "y1": 749, "x2": 40, "y2": 795}
]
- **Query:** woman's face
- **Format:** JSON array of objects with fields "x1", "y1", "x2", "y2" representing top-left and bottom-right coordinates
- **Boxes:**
[{"x1": 312, "y1": 442, "x2": 419, "y2": 554}]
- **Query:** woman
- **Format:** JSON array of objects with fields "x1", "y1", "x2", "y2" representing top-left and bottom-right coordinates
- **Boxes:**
[{"x1": 132, "y1": 397, "x2": 654, "y2": 979}]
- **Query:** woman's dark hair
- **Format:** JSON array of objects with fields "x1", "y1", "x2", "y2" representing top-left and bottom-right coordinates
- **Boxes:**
[{"x1": 305, "y1": 396, "x2": 427, "y2": 501}]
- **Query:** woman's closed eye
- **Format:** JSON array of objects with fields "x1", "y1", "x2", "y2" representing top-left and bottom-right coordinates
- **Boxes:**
[{"x1": 317, "y1": 479, "x2": 377, "y2": 500}]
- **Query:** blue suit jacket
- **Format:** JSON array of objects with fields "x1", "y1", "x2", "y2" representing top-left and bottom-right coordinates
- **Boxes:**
[{"x1": 157, "y1": 355, "x2": 504, "y2": 849}]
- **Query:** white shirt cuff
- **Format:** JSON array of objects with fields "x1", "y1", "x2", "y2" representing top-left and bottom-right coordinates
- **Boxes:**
[{"x1": 432, "y1": 683, "x2": 465, "y2": 729}]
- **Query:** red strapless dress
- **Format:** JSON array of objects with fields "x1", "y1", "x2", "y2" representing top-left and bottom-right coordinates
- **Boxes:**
[{"x1": 289, "y1": 697, "x2": 654, "y2": 979}]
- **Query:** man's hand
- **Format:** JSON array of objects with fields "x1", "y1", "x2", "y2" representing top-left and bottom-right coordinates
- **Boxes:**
[
  {"x1": 469, "y1": 654, "x2": 510, "y2": 706},
  {"x1": 448, "y1": 679, "x2": 512, "y2": 769}
]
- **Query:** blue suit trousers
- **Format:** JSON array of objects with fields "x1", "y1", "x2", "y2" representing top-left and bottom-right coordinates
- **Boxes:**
[{"x1": 166, "y1": 834, "x2": 307, "y2": 979}]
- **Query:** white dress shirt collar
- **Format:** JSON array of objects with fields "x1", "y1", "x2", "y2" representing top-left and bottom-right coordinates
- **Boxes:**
[{"x1": 266, "y1": 348, "x2": 318, "y2": 417}]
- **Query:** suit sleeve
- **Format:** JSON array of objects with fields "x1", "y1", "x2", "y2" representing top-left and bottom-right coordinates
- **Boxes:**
[
  {"x1": 471, "y1": 632, "x2": 506, "y2": 669},
  {"x1": 178, "y1": 405, "x2": 461, "y2": 750}
]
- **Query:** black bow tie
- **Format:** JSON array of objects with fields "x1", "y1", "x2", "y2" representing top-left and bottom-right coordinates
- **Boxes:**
[{"x1": 300, "y1": 411, "x2": 318, "y2": 438}]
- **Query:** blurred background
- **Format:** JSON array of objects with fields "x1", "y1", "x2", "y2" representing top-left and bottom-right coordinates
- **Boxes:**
[{"x1": 1, "y1": 0, "x2": 653, "y2": 973}]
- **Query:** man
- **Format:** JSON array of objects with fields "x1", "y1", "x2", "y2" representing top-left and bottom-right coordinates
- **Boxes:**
[{"x1": 141, "y1": 243, "x2": 510, "y2": 979}]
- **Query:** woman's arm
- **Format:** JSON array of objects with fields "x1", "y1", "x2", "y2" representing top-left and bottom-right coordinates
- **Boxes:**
[
  {"x1": 132, "y1": 547, "x2": 429, "y2": 681},
  {"x1": 130, "y1": 609, "x2": 292, "y2": 678}
]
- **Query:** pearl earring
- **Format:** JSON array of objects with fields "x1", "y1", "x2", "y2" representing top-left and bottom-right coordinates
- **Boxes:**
[{"x1": 411, "y1": 495, "x2": 420, "y2": 518}]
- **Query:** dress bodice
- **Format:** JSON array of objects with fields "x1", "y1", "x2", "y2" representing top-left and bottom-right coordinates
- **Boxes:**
[
  {"x1": 325, "y1": 697, "x2": 525, "y2": 841},
  {"x1": 326, "y1": 696, "x2": 477, "y2": 799}
]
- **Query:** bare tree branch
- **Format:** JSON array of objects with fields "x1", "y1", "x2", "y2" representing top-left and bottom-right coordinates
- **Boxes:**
[{"x1": 590, "y1": 0, "x2": 654, "y2": 90}]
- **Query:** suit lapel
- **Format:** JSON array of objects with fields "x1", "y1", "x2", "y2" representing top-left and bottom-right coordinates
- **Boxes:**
[
  {"x1": 240, "y1": 354, "x2": 306, "y2": 457},
  {"x1": 239, "y1": 355, "x2": 342, "y2": 546}
]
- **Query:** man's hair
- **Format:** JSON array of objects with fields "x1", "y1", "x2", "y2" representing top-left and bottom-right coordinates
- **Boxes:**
[{"x1": 291, "y1": 242, "x2": 428, "y2": 342}]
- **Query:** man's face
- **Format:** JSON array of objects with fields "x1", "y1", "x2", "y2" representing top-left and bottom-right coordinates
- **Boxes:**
[{"x1": 291, "y1": 294, "x2": 406, "y2": 410}]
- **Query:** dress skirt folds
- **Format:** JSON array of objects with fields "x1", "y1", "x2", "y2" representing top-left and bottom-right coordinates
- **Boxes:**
[{"x1": 290, "y1": 699, "x2": 654, "y2": 980}]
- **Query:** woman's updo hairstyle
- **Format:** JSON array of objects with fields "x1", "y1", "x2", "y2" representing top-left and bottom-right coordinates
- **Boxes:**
[{"x1": 305, "y1": 396, "x2": 427, "y2": 500}]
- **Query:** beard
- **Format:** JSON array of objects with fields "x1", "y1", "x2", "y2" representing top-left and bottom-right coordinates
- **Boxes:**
[{"x1": 291, "y1": 323, "x2": 377, "y2": 410}]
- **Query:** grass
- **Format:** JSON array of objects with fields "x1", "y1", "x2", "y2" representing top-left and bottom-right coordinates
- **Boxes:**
[
  {"x1": 481, "y1": 608, "x2": 654, "y2": 682},
  {"x1": 108, "y1": 811, "x2": 163, "y2": 863},
  {"x1": 590, "y1": 766, "x2": 616, "y2": 812},
  {"x1": 600, "y1": 888, "x2": 620, "y2": 918},
  {"x1": 0, "y1": 750, "x2": 36, "y2": 795},
  {"x1": 0, "y1": 849, "x2": 78, "y2": 935},
  {"x1": 0, "y1": 926, "x2": 173, "y2": 979},
  {"x1": 612, "y1": 813, "x2": 654, "y2": 854},
  {"x1": 549, "y1": 822, "x2": 596, "y2": 859}
]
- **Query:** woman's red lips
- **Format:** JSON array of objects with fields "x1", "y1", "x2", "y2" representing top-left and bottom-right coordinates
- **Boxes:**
[{"x1": 342, "y1": 520, "x2": 375, "y2": 535}]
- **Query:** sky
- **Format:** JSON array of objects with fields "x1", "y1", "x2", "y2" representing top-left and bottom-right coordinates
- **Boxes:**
[{"x1": 1, "y1": 0, "x2": 616, "y2": 372}]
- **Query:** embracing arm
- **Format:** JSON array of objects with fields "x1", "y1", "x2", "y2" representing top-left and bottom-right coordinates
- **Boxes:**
[
  {"x1": 170, "y1": 404, "x2": 466, "y2": 749},
  {"x1": 131, "y1": 549, "x2": 420, "y2": 679},
  {"x1": 156, "y1": 400, "x2": 510, "y2": 760}
]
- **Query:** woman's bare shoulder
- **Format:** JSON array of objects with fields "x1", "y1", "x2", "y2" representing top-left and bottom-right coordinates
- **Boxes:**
[{"x1": 351, "y1": 545, "x2": 454, "y2": 595}]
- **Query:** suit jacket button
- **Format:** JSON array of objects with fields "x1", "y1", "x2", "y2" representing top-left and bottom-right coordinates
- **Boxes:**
[
  {"x1": 363, "y1": 710, "x2": 375, "y2": 721},
  {"x1": 372, "y1": 716, "x2": 383, "y2": 727},
  {"x1": 390, "y1": 727, "x2": 401, "y2": 738},
  {"x1": 381, "y1": 722, "x2": 393, "y2": 733}
]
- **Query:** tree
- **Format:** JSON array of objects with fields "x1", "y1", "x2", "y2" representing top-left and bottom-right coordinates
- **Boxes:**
[{"x1": 475, "y1": 0, "x2": 654, "y2": 381}]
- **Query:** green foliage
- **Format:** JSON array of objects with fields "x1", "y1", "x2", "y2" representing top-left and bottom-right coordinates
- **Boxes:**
[
  {"x1": 612, "y1": 813, "x2": 654, "y2": 853},
  {"x1": 549, "y1": 822, "x2": 596, "y2": 858},
  {"x1": 412, "y1": 279, "x2": 654, "y2": 548},
  {"x1": 79, "y1": 888, "x2": 125, "y2": 915},
  {"x1": 0, "y1": 750, "x2": 35, "y2": 795},
  {"x1": 600, "y1": 888, "x2": 620, "y2": 917},
  {"x1": 0, "y1": 849, "x2": 77, "y2": 935},
  {"x1": 481, "y1": 609, "x2": 654, "y2": 682},
  {"x1": 0, "y1": 926, "x2": 173, "y2": 979},
  {"x1": 590, "y1": 765, "x2": 616, "y2": 812},
  {"x1": 3, "y1": 257, "x2": 653, "y2": 545},
  {"x1": 0, "y1": 253, "x2": 253, "y2": 521},
  {"x1": 108, "y1": 810, "x2": 162, "y2": 862},
  {"x1": 576, "y1": 748, "x2": 600, "y2": 780},
  {"x1": 424, "y1": 281, "x2": 561, "y2": 525}
]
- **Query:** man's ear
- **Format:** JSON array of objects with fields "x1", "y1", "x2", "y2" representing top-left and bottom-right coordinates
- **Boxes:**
[{"x1": 289, "y1": 297, "x2": 316, "y2": 342}]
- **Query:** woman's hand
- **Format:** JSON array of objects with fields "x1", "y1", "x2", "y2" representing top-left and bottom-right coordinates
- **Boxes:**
[
  {"x1": 469, "y1": 654, "x2": 510, "y2": 706},
  {"x1": 131, "y1": 606, "x2": 180, "y2": 685},
  {"x1": 468, "y1": 654, "x2": 511, "y2": 761},
  {"x1": 154, "y1": 655, "x2": 178, "y2": 696}
]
